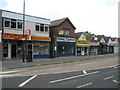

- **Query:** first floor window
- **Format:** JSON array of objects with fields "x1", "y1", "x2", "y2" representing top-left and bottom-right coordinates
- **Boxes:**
[
  {"x1": 35, "y1": 24, "x2": 40, "y2": 31},
  {"x1": 63, "y1": 29, "x2": 69, "y2": 36},
  {"x1": 40, "y1": 24, "x2": 44, "y2": 32},
  {"x1": 11, "y1": 19, "x2": 16, "y2": 28},
  {"x1": 4, "y1": 18, "x2": 10, "y2": 28},
  {"x1": 45, "y1": 25, "x2": 49, "y2": 32},
  {"x1": 17, "y1": 20, "x2": 22, "y2": 29}
]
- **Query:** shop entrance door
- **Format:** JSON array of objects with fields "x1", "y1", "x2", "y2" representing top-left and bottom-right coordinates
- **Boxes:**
[
  {"x1": 81, "y1": 47, "x2": 85, "y2": 55},
  {"x1": 11, "y1": 44, "x2": 17, "y2": 58}
]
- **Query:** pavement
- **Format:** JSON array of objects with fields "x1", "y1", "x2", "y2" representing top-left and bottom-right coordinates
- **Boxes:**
[{"x1": 1, "y1": 53, "x2": 118, "y2": 70}]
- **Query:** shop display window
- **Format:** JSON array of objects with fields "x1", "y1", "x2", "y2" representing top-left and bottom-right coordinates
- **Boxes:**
[
  {"x1": 57, "y1": 43, "x2": 74, "y2": 55},
  {"x1": 33, "y1": 42, "x2": 49, "y2": 55}
]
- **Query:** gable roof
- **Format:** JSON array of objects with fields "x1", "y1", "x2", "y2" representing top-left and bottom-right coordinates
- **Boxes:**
[
  {"x1": 97, "y1": 35, "x2": 104, "y2": 41},
  {"x1": 104, "y1": 36, "x2": 111, "y2": 43},
  {"x1": 50, "y1": 17, "x2": 76, "y2": 29},
  {"x1": 86, "y1": 34, "x2": 94, "y2": 41},
  {"x1": 74, "y1": 32, "x2": 83, "y2": 39},
  {"x1": 111, "y1": 37, "x2": 117, "y2": 41}
]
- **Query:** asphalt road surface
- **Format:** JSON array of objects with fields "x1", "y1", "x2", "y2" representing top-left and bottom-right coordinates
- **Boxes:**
[
  {"x1": 1, "y1": 56, "x2": 119, "y2": 88},
  {"x1": 2, "y1": 65, "x2": 119, "y2": 88}
]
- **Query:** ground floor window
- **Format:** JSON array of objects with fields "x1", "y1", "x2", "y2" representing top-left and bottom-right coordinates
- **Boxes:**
[
  {"x1": 57, "y1": 42, "x2": 75, "y2": 56},
  {"x1": 33, "y1": 41, "x2": 49, "y2": 55}
]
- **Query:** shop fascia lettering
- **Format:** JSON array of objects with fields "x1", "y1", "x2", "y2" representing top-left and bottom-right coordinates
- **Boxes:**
[{"x1": 57, "y1": 37, "x2": 75, "y2": 42}]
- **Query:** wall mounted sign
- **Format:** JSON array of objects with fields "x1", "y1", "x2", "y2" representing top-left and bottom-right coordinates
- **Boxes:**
[
  {"x1": 76, "y1": 40, "x2": 89, "y2": 45},
  {"x1": 2, "y1": 33, "x2": 31, "y2": 40},
  {"x1": 25, "y1": 29, "x2": 31, "y2": 35},
  {"x1": 57, "y1": 37, "x2": 75, "y2": 42}
]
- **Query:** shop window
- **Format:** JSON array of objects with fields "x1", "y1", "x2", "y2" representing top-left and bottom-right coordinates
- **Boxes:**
[
  {"x1": 17, "y1": 20, "x2": 22, "y2": 29},
  {"x1": 40, "y1": 24, "x2": 44, "y2": 32},
  {"x1": 11, "y1": 19, "x2": 16, "y2": 28},
  {"x1": 35, "y1": 24, "x2": 40, "y2": 31},
  {"x1": 63, "y1": 29, "x2": 69, "y2": 36},
  {"x1": 4, "y1": 18, "x2": 10, "y2": 28},
  {"x1": 33, "y1": 42, "x2": 49, "y2": 55}
]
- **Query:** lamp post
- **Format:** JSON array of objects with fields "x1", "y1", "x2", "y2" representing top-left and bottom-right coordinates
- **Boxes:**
[{"x1": 22, "y1": 0, "x2": 25, "y2": 62}]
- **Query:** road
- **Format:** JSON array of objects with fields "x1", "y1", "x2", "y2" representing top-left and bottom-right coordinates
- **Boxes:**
[{"x1": 1, "y1": 56, "x2": 120, "y2": 88}]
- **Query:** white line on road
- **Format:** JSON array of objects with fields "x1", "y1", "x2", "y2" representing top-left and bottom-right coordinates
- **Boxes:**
[
  {"x1": 103, "y1": 76, "x2": 114, "y2": 80},
  {"x1": 49, "y1": 71, "x2": 99, "y2": 84},
  {"x1": 83, "y1": 70, "x2": 87, "y2": 74},
  {"x1": 19, "y1": 75, "x2": 37, "y2": 87},
  {"x1": 113, "y1": 80, "x2": 120, "y2": 84},
  {"x1": 77, "y1": 83, "x2": 92, "y2": 88},
  {"x1": 0, "y1": 70, "x2": 21, "y2": 74}
]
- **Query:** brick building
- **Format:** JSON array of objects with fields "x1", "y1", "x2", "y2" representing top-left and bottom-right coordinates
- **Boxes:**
[{"x1": 50, "y1": 17, "x2": 76, "y2": 57}]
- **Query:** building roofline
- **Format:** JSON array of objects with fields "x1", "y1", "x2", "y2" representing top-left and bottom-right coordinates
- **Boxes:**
[{"x1": 0, "y1": 9, "x2": 50, "y2": 21}]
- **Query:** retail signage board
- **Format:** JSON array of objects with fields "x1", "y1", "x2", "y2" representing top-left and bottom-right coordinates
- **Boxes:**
[
  {"x1": 2, "y1": 33, "x2": 31, "y2": 40},
  {"x1": 76, "y1": 40, "x2": 89, "y2": 45},
  {"x1": 25, "y1": 29, "x2": 31, "y2": 35},
  {"x1": 32, "y1": 36, "x2": 51, "y2": 42},
  {"x1": 57, "y1": 37, "x2": 75, "y2": 42}
]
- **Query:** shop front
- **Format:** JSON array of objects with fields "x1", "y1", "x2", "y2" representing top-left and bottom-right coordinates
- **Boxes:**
[
  {"x1": 76, "y1": 40, "x2": 90, "y2": 56},
  {"x1": 57, "y1": 37, "x2": 76, "y2": 57},
  {"x1": 31, "y1": 36, "x2": 51, "y2": 59},
  {"x1": 89, "y1": 42, "x2": 99, "y2": 55},
  {"x1": 2, "y1": 33, "x2": 29, "y2": 59}
]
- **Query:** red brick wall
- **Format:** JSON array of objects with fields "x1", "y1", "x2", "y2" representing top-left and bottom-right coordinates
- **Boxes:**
[{"x1": 56, "y1": 19, "x2": 75, "y2": 38}]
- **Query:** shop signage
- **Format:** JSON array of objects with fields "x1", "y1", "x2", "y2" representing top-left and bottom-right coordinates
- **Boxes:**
[
  {"x1": 32, "y1": 36, "x2": 51, "y2": 42},
  {"x1": 2, "y1": 33, "x2": 31, "y2": 40},
  {"x1": 25, "y1": 29, "x2": 31, "y2": 35},
  {"x1": 57, "y1": 37, "x2": 75, "y2": 42},
  {"x1": 76, "y1": 40, "x2": 89, "y2": 45}
]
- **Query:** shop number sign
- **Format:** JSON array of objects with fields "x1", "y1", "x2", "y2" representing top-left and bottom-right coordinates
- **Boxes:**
[{"x1": 57, "y1": 37, "x2": 75, "y2": 42}]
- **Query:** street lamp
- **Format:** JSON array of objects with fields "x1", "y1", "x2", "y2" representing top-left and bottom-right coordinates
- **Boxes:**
[{"x1": 22, "y1": 0, "x2": 25, "y2": 62}]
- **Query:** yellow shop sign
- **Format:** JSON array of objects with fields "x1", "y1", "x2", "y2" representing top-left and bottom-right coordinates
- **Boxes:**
[{"x1": 76, "y1": 40, "x2": 89, "y2": 45}]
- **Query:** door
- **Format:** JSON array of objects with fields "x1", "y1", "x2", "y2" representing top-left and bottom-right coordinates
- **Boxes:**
[
  {"x1": 81, "y1": 47, "x2": 84, "y2": 55},
  {"x1": 11, "y1": 44, "x2": 17, "y2": 58}
]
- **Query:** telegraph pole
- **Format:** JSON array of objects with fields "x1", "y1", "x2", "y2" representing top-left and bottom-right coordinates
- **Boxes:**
[{"x1": 22, "y1": 0, "x2": 25, "y2": 62}]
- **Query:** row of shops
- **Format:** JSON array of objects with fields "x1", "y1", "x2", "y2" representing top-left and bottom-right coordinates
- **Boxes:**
[{"x1": 0, "y1": 10, "x2": 119, "y2": 60}]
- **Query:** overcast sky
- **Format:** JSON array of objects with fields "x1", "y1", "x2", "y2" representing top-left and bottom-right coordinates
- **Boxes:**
[{"x1": 0, "y1": 0, "x2": 119, "y2": 37}]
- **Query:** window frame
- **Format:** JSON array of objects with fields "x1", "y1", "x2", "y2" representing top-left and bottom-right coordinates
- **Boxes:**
[{"x1": 4, "y1": 18, "x2": 11, "y2": 28}]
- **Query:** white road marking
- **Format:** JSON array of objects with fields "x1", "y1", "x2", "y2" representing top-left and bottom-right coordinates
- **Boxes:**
[
  {"x1": 83, "y1": 70, "x2": 87, "y2": 74},
  {"x1": 103, "y1": 76, "x2": 114, "y2": 80},
  {"x1": 77, "y1": 83, "x2": 92, "y2": 88},
  {"x1": 113, "y1": 80, "x2": 120, "y2": 84},
  {"x1": 49, "y1": 71, "x2": 99, "y2": 84},
  {"x1": 0, "y1": 74, "x2": 21, "y2": 78},
  {"x1": 0, "y1": 70, "x2": 21, "y2": 74},
  {"x1": 19, "y1": 75, "x2": 37, "y2": 87}
]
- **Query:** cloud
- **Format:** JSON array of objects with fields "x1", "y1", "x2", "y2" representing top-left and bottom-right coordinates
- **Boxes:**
[{"x1": 1, "y1": 0, "x2": 119, "y2": 37}]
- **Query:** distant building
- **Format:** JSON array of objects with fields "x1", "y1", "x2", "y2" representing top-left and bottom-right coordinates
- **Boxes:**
[
  {"x1": 50, "y1": 17, "x2": 76, "y2": 57},
  {"x1": 112, "y1": 37, "x2": 119, "y2": 53},
  {"x1": 0, "y1": 10, "x2": 51, "y2": 60},
  {"x1": 97, "y1": 35, "x2": 107, "y2": 54},
  {"x1": 75, "y1": 32, "x2": 90, "y2": 56},
  {"x1": 86, "y1": 34, "x2": 99, "y2": 55},
  {"x1": 104, "y1": 36, "x2": 114, "y2": 53}
]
